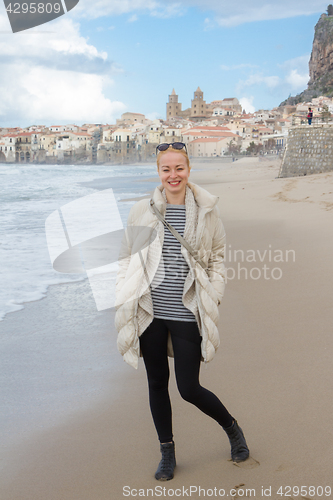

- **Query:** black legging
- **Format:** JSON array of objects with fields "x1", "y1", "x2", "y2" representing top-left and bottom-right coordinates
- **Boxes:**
[{"x1": 139, "y1": 317, "x2": 234, "y2": 443}]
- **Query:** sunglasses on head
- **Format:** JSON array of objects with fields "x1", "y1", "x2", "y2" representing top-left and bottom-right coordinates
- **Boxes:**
[{"x1": 156, "y1": 142, "x2": 188, "y2": 155}]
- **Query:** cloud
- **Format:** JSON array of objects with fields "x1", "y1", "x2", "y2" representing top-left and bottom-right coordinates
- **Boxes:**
[
  {"x1": 0, "y1": 68, "x2": 126, "y2": 124},
  {"x1": 73, "y1": 0, "x2": 326, "y2": 26},
  {"x1": 0, "y1": 15, "x2": 126, "y2": 126},
  {"x1": 239, "y1": 97, "x2": 255, "y2": 113},
  {"x1": 237, "y1": 74, "x2": 281, "y2": 92},
  {"x1": 278, "y1": 54, "x2": 310, "y2": 72},
  {"x1": 0, "y1": 17, "x2": 120, "y2": 74},
  {"x1": 150, "y1": 3, "x2": 185, "y2": 18},
  {"x1": 128, "y1": 14, "x2": 138, "y2": 22},
  {"x1": 73, "y1": 0, "x2": 179, "y2": 19},
  {"x1": 278, "y1": 54, "x2": 310, "y2": 89},
  {"x1": 285, "y1": 69, "x2": 309, "y2": 89},
  {"x1": 234, "y1": 53, "x2": 310, "y2": 101},
  {"x1": 177, "y1": 0, "x2": 326, "y2": 27}
]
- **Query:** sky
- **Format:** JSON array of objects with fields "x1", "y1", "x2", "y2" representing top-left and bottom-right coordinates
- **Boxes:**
[{"x1": 0, "y1": 0, "x2": 330, "y2": 127}]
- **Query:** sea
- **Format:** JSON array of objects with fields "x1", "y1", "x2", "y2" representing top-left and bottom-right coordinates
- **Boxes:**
[
  {"x1": 0, "y1": 162, "x2": 163, "y2": 322},
  {"x1": 0, "y1": 162, "x2": 172, "y2": 454}
]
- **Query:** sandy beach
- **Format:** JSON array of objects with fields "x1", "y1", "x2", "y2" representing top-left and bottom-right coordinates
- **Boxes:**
[{"x1": 1, "y1": 157, "x2": 332, "y2": 499}]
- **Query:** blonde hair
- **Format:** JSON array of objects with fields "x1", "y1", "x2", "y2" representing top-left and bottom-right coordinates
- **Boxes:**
[{"x1": 156, "y1": 146, "x2": 191, "y2": 171}]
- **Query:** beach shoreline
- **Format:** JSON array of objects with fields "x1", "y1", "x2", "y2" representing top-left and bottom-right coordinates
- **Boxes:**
[{"x1": 1, "y1": 157, "x2": 332, "y2": 498}]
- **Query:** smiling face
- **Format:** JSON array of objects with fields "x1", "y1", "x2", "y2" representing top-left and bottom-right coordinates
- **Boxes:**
[{"x1": 157, "y1": 150, "x2": 190, "y2": 204}]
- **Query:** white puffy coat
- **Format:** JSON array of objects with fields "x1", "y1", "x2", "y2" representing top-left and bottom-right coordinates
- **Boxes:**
[{"x1": 114, "y1": 181, "x2": 226, "y2": 369}]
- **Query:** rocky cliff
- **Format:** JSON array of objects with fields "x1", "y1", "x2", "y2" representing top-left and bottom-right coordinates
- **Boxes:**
[
  {"x1": 280, "y1": 10, "x2": 333, "y2": 106},
  {"x1": 308, "y1": 13, "x2": 333, "y2": 92}
]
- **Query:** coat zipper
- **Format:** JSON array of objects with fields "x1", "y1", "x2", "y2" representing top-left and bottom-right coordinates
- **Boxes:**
[
  {"x1": 197, "y1": 284, "x2": 208, "y2": 370},
  {"x1": 134, "y1": 220, "x2": 161, "y2": 358}
]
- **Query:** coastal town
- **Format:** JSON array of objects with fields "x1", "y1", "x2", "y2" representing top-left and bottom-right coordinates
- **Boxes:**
[{"x1": 1, "y1": 88, "x2": 333, "y2": 164}]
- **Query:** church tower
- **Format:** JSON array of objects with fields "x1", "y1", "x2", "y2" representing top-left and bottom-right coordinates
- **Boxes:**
[
  {"x1": 166, "y1": 89, "x2": 182, "y2": 119},
  {"x1": 191, "y1": 87, "x2": 207, "y2": 118}
]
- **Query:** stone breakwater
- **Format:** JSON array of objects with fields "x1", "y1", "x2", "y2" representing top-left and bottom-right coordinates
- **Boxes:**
[{"x1": 279, "y1": 124, "x2": 333, "y2": 178}]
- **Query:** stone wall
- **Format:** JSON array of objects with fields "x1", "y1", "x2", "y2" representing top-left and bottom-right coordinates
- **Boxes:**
[{"x1": 278, "y1": 124, "x2": 333, "y2": 177}]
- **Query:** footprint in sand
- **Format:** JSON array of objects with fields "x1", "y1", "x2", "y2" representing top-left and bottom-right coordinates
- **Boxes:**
[
  {"x1": 228, "y1": 456, "x2": 260, "y2": 469},
  {"x1": 231, "y1": 483, "x2": 257, "y2": 499},
  {"x1": 278, "y1": 497, "x2": 311, "y2": 500}
]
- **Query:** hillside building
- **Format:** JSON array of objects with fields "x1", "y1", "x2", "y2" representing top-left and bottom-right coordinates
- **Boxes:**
[
  {"x1": 166, "y1": 89, "x2": 182, "y2": 119},
  {"x1": 191, "y1": 87, "x2": 207, "y2": 118},
  {"x1": 166, "y1": 89, "x2": 242, "y2": 120},
  {"x1": 117, "y1": 112, "x2": 146, "y2": 126}
]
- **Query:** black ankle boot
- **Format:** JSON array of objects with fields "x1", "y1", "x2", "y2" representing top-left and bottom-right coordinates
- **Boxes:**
[
  {"x1": 223, "y1": 419, "x2": 250, "y2": 463},
  {"x1": 155, "y1": 441, "x2": 176, "y2": 481}
]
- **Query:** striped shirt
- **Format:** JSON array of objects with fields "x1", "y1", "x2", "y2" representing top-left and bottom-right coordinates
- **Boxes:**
[{"x1": 150, "y1": 204, "x2": 196, "y2": 322}]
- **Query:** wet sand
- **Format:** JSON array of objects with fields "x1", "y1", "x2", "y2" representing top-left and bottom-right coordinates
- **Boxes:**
[{"x1": 1, "y1": 157, "x2": 332, "y2": 499}]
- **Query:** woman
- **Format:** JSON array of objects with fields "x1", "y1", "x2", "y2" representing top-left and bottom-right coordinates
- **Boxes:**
[
  {"x1": 307, "y1": 107, "x2": 313, "y2": 125},
  {"x1": 115, "y1": 143, "x2": 249, "y2": 481}
]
